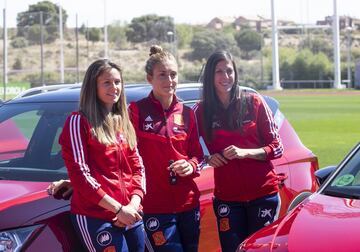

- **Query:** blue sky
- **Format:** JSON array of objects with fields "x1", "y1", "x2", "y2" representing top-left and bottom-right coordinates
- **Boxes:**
[{"x1": 1, "y1": 0, "x2": 359, "y2": 27}]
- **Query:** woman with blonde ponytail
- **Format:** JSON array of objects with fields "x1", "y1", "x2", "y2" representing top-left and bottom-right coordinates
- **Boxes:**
[{"x1": 128, "y1": 45, "x2": 204, "y2": 252}]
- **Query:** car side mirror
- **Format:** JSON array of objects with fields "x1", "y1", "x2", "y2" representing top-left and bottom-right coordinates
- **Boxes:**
[
  {"x1": 287, "y1": 191, "x2": 312, "y2": 213},
  {"x1": 315, "y1": 165, "x2": 337, "y2": 186}
]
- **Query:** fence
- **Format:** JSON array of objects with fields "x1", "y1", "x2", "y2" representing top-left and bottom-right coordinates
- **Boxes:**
[
  {"x1": 1, "y1": 9, "x2": 358, "y2": 101},
  {"x1": 281, "y1": 80, "x2": 335, "y2": 89}
]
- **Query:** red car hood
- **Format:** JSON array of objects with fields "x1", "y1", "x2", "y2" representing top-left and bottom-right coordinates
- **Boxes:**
[
  {"x1": 0, "y1": 180, "x2": 70, "y2": 229},
  {"x1": 0, "y1": 180, "x2": 49, "y2": 211},
  {"x1": 240, "y1": 193, "x2": 360, "y2": 252}
]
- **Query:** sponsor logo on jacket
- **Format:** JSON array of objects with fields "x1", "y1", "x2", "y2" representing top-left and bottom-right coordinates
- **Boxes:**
[{"x1": 143, "y1": 115, "x2": 154, "y2": 131}]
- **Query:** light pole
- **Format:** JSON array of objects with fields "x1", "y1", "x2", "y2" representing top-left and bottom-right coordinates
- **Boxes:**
[
  {"x1": 270, "y1": 0, "x2": 281, "y2": 90},
  {"x1": 75, "y1": 14, "x2": 79, "y2": 83},
  {"x1": 40, "y1": 11, "x2": 44, "y2": 86},
  {"x1": 3, "y1": 7, "x2": 7, "y2": 100},
  {"x1": 167, "y1": 31, "x2": 174, "y2": 54},
  {"x1": 103, "y1": 0, "x2": 108, "y2": 58},
  {"x1": 59, "y1": 4, "x2": 64, "y2": 83},
  {"x1": 332, "y1": 0, "x2": 342, "y2": 89},
  {"x1": 346, "y1": 26, "x2": 353, "y2": 88},
  {"x1": 259, "y1": 32, "x2": 264, "y2": 86}
]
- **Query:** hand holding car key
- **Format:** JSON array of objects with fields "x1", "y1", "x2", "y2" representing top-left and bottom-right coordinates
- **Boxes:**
[
  {"x1": 168, "y1": 159, "x2": 194, "y2": 185},
  {"x1": 169, "y1": 160, "x2": 177, "y2": 185}
]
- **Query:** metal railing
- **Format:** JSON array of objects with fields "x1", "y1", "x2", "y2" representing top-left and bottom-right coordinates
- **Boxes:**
[{"x1": 280, "y1": 80, "x2": 335, "y2": 89}]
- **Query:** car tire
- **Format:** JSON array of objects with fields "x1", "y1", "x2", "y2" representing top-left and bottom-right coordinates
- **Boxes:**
[{"x1": 287, "y1": 191, "x2": 312, "y2": 213}]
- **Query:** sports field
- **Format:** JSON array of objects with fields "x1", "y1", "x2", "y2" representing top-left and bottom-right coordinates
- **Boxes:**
[{"x1": 261, "y1": 89, "x2": 360, "y2": 168}]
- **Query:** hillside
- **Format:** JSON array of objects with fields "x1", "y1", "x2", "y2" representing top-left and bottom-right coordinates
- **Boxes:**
[{"x1": 2, "y1": 28, "x2": 360, "y2": 87}]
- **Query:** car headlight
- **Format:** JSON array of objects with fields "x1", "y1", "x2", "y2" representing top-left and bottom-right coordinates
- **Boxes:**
[{"x1": 0, "y1": 225, "x2": 42, "y2": 252}]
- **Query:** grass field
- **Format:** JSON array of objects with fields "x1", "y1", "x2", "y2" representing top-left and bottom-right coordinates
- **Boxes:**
[
  {"x1": 1, "y1": 82, "x2": 31, "y2": 100},
  {"x1": 261, "y1": 89, "x2": 360, "y2": 168}
]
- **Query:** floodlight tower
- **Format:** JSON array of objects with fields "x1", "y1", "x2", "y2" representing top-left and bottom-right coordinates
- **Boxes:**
[
  {"x1": 104, "y1": 0, "x2": 108, "y2": 58},
  {"x1": 332, "y1": 0, "x2": 342, "y2": 89},
  {"x1": 269, "y1": 0, "x2": 282, "y2": 90},
  {"x1": 3, "y1": 7, "x2": 7, "y2": 100},
  {"x1": 271, "y1": 0, "x2": 343, "y2": 89},
  {"x1": 59, "y1": 4, "x2": 64, "y2": 83}
]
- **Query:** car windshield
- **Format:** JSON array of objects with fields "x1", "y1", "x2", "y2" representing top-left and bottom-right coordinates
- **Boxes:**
[
  {"x1": 0, "y1": 102, "x2": 77, "y2": 182},
  {"x1": 322, "y1": 144, "x2": 360, "y2": 199}
]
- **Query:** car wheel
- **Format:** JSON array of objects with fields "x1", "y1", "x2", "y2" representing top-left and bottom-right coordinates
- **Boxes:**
[{"x1": 287, "y1": 191, "x2": 312, "y2": 213}]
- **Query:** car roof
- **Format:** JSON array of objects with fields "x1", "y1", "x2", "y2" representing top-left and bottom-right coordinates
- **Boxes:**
[
  {"x1": 5, "y1": 83, "x2": 205, "y2": 104},
  {"x1": 12, "y1": 83, "x2": 82, "y2": 99},
  {"x1": 4, "y1": 83, "x2": 280, "y2": 115},
  {"x1": 6, "y1": 83, "x2": 148, "y2": 104}
]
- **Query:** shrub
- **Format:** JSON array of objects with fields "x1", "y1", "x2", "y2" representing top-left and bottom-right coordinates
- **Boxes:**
[
  {"x1": 13, "y1": 58, "x2": 23, "y2": 70},
  {"x1": 190, "y1": 30, "x2": 238, "y2": 61},
  {"x1": 11, "y1": 37, "x2": 28, "y2": 48}
]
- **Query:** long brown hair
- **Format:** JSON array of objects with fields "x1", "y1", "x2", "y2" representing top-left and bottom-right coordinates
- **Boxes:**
[
  {"x1": 79, "y1": 59, "x2": 137, "y2": 149},
  {"x1": 202, "y1": 51, "x2": 250, "y2": 141}
]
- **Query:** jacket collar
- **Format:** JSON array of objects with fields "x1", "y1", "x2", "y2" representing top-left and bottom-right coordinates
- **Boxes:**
[{"x1": 148, "y1": 91, "x2": 179, "y2": 112}]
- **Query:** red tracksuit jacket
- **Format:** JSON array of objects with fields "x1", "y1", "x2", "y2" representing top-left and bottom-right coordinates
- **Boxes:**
[
  {"x1": 194, "y1": 92, "x2": 283, "y2": 202},
  {"x1": 129, "y1": 92, "x2": 204, "y2": 214},
  {"x1": 59, "y1": 112, "x2": 146, "y2": 221}
]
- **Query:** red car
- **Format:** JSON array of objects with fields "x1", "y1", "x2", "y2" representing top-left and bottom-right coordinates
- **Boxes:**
[
  {"x1": 0, "y1": 83, "x2": 319, "y2": 251},
  {"x1": 237, "y1": 142, "x2": 360, "y2": 252}
]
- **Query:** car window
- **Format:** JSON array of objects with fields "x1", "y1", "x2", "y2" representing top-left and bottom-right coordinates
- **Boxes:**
[
  {"x1": 176, "y1": 88, "x2": 201, "y2": 101},
  {"x1": 0, "y1": 109, "x2": 42, "y2": 161},
  {"x1": 183, "y1": 101, "x2": 197, "y2": 108},
  {"x1": 52, "y1": 127, "x2": 63, "y2": 154},
  {"x1": 0, "y1": 102, "x2": 77, "y2": 182},
  {"x1": 13, "y1": 110, "x2": 41, "y2": 139},
  {"x1": 322, "y1": 145, "x2": 360, "y2": 199},
  {"x1": 263, "y1": 96, "x2": 279, "y2": 116}
]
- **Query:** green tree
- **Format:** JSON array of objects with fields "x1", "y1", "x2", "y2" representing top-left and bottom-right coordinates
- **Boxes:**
[
  {"x1": 86, "y1": 27, "x2": 101, "y2": 43},
  {"x1": 235, "y1": 29, "x2": 263, "y2": 59},
  {"x1": 278, "y1": 48, "x2": 332, "y2": 82},
  {"x1": 13, "y1": 58, "x2": 23, "y2": 70},
  {"x1": 79, "y1": 24, "x2": 87, "y2": 35},
  {"x1": 27, "y1": 24, "x2": 49, "y2": 45},
  {"x1": 279, "y1": 47, "x2": 297, "y2": 80},
  {"x1": 190, "y1": 30, "x2": 238, "y2": 61},
  {"x1": 308, "y1": 52, "x2": 332, "y2": 80},
  {"x1": 299, "y1": 37, "x2": 333, "y2": 58},
  {"x1": 16, "y1": 1, "x2": 68, "y2": 43},
  {"x1": 126, "y1": 14, "x2": 175, "y2": 43},
  {"x1": 108, "y1": 21, "x2": 128, "y2": 49},
  {"x1": 292, "y1": 49, "x2": 313, "y2": 80},
  {"x1": 175, "y1": 24, "x2": 193, "y2": 49},
  {"x1": 11, "y1": 37, "x2": 28, "y2": 48}
]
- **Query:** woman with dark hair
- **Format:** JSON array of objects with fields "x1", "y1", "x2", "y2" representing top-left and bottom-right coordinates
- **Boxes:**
[
  {"x1": 193, "y1": 51, "x2": 283, "y2": 252},
  {"x1": 58, "y1": 59, "x2": 146, "y2": 251},
  {"x1": 128, "y1": 45, "x2": 204, "y2": 252}
]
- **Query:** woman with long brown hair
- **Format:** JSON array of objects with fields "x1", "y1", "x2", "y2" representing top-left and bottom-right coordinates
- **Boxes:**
[{"x1": 59, "y1": 59, "x2": 145, "y2": 251}]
